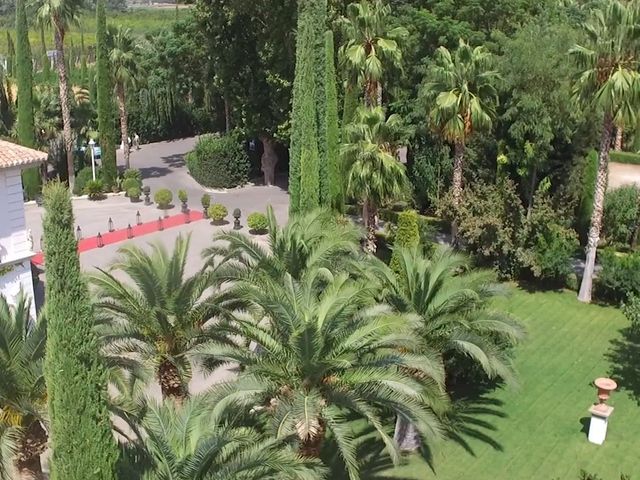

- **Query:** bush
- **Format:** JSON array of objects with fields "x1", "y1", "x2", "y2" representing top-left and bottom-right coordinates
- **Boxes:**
[
  {"x1": 127, "y1": 186, "x2": 141, "y2": 199},
  {"x1": 208, "y1": 204, "x2": 228, "y2": 222},
  {"x1": 609, "y1": 150, "x2": 640, "y2": 165},
  {"x1": 408, "y1": 141, "x2": 451, "y2": 212},
  {"x1": 247, "y1": 212, "x2": 268, "y2": 233},
  {"x1": 122, "y1": 177, "x2": 141, "y2": 195},
  {"x1": 84, "y1": 179, "x2": 104, "y2": 200},
  {"x1": 603, "y1": 185, "x2": 639, "y2": 246},
  {"x1": 73, "y1": 167, "x2": 98, "y2": 196},
  {"x1": 201, "y1": 193, "x2": 211, "y2": 210},
  {"x1": 122, "y1": 168, "x2": 142, "y2": 182},
  {"x1": 596, "y1": 249, "x2": 640, "y2": 302},
  {"x1": 186, "y1": 131, "x2": 250, "y2": 189},
  {"x1": 154, "y1": 188, "x2": 173, "y2": 209},
  {"x1": 178, "y1": 189, "x2": 188, "y2": 203},
  {"x1": 389, "y1": 210, "x2": 420, "y2": 276},
  {"x1": 622, "y1": 293, "x2": 640, "y2": 333}
]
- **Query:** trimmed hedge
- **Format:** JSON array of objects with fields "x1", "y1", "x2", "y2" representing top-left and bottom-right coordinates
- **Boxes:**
[
  {"x1": 247, "y1": 212, "x2": 268, "y2": 233},
  {"x1": 186, "y1": 132, "x2": 249, "y2": 189},
  {"x1": 609, "y1": 150, "x2": 640, "y2": 165}
]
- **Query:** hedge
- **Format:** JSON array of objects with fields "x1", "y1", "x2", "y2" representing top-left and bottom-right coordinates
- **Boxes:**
[
  {"x1": 609, "y1": 150, "x2": 640, "y2": 165},
  {"x1": 186, "y1": 132, "x2": 249, "y2": 189}
]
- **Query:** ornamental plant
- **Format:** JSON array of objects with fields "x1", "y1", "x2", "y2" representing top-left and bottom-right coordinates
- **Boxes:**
[
  {"x1": 154, "y1": 188, "x2": 173, "y2": 209},
  {"x1": 178, "y1": 189, "x2": 188, "y2": 203},
  {"x1": 84, "y1": 179, "x2": 104, "y2": 200},
  {"x1": 208, "y1": 204, "x2": 228, "y2": 223},
  {"x1": 247, "y1": 212, "x2": 268, "y2": 234}
]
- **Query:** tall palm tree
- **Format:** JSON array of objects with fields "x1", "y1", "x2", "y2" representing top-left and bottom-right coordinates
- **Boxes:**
[
  {"x1": 341, "y1": 106, "x2": 408, "y2": 253},
  {"x1": 201, "y1": 269, "x2": 446, "y2": 480},
  {"x1": 108, "y1": 25, "x2": 139, "y2": 170},
  {"x1": 423, "y1": 39, "x2": 500, "y2": 245},
  {"x1": 90, "y1": 235, "x2": 239, "y2": 402},
  {"x1": 375, "y1": 247, "x2": 525, "y2": 451},
  {"x1": 570, "y1": 0, "x2": 640, "y2": 303},
  {"x1": 32, "y1": 0, "x2": 83, "y2": 190},
  {"x1": 202, "y1": 206, "x2": 365, "y2": 282},
  {"x1": 117, "y1": 395, "x2": 321, "y2": 480},
  {"x1": 0, "y1": 293, "x2": 47, "y2": 480},
  {"x1": 338, "y1": 0, "x2": 407, "y2": 107}
]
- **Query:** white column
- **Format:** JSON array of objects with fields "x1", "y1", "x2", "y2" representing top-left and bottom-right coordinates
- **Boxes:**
[{"x1": 588, "y1": 405, "x2": 613, "y2": 445}]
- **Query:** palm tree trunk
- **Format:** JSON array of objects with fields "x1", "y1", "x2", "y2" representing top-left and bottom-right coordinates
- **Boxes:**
[
  {"x1": 224, "y1": 95, "x2": 231, "y2": 133},
  {"x1": 15, "y1": 420, "x2": 47, "y2": 480},
  {"x1": 615, "y1": 126, "x2": 623, "y2": 151},
  {"x1": 53, "y1": 19, "x2": 75, "y2": 190},
  {"x1": 578, "y1": 113, "x2": 614, "y2": 303},
  {"x1": 116, "y1": 83, "x2": 130, "y2": 170},
  {"x1": 260, "y1": 135, "x2": 278, "y2": 186},
  {"x1": 363, "y1": 199, "x2": 377, "y2": 253},
  {"x1": 450, "y1": 139, "x2": 465, "y2": 246},
  {"x1": 158, "y1": 359, "x2": 188, "y2": 403},
  {"x1": 393, "y1": 416, "x2": 420, "y2": 452}
]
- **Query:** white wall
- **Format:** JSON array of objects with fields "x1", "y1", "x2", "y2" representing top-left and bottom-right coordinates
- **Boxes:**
[{"x1": 0, "y1": 167, "x2": 37, "y2": 319}]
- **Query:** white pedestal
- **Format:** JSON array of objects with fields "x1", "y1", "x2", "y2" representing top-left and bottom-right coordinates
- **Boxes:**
[{"x1": 588, "y1": 405, "x2": 613, "y2": 445}]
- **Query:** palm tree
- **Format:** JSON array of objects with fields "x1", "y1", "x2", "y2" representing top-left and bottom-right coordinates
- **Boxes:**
[
  {"x1": 0, "y1": 293, "x2": 47, "y2": 480},
  {"x1": 375, "y1": 247, "x2": 524, "y2": 451},
  {"x1": 117, "y1": 394, "x2": 321, "y2": 480},
  {"x1": 423, "y1": 39, "x2": 500, "y2": 245},
  {"x1": 200, "y1": 269, "x2": 446, "y2": 480},
  {"x1": 108, "y1": 25, "x2": 139, "y2": 170},
  {"x1": 570, "y1": 0, "x2": 640, "y2": 303},
  {"x1": 32, "y1": 0, "x2": 83, "y2": 190},
  {"x1": 341, "y1": 106, "x2": 408, "y2": 253},
  {"x1": 338, "y1": 0, "x2": 407, "y2": 107},
  {"x1": 202, "y1": 206, "x2": 365, "y2": 282},
  {"x1": 90, "y1": 235, "x2": 239, "y2": 402}
]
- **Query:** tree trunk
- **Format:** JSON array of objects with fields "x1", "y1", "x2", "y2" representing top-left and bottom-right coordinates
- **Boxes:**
[
  {"x1": 15, "y1": 420, "x2": 47, "y2": 480},
  {"x1": 53, "y1": 20, "x2": 75, "y2": 190},
  {"x1": 364, "y1": 80, "x2": 378, "y2": 108},
  {"x1": 224, "y1": 96, "x2": 231, "y2": 133},
  {"x1": 260, "y1": 135, "x2": 278, "y2": 186},
  {"x1": 578, "y1": 114, "x2": 614, "y2": 303},
  {"x1": 615, "y1": 126, "x2": 623, "y2": 151},
  {"x1": 450, "y1": 139, "x2": 465, "y2": 247},
  {"x1": 116, "y1": 83, "x2": 130, "y2": 170},
  {"x1": 157, "y1": 359, "x2": 188, "y2": 403},
  {"x1": 363, "y1": 199, "x2": 377, "y2": 254},
  {"x1": 393, "y1": 416, "x2": 420, "y2": 452}
]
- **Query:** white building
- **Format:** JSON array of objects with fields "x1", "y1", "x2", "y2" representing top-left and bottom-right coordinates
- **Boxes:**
[{"x1": 0, "y1": 140, "x2": 46, "y2": 318}]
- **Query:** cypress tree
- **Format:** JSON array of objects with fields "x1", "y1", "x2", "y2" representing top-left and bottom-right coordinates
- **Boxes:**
[
  {"x1": 42, "y1": 182, "x2": 119, "y2": 480},
  {"x1": 80, "y1": 28, "x2": 88, "y2": 87},
  {"x1": 16, "y1": 0, "x2": 40, "y2": 199},
  {"x1": 6, "y1": 32, "x2": 15, "y2": 77},
  {"x1": 389, "y1": 210, "x2": 420, "y2": 278},
  {"x1": 96, "y1": 0, "x2": 117, "y2": 189},
  {"x1": 323, "y1": 30, "x2": 341, "y2": 210}
]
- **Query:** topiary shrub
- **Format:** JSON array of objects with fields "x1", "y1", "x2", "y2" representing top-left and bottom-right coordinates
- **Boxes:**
[
  {"x1": 122, "y1": 177, "x2": 141, "y2": 196},
  {"x1": 247, "y1": 212, "x2": 268, "y2": 234},
  {"x1": 596, "y1": 249, "x2": 640, "y2": 302},
  {"x1": 127, "y1": 186, "x2": 141, "y2": 202},
  {"x1": 389, "y1": 210, "x2": 420, "y2": 277},
  {"x1": 84, "y1": 179, "x2": 104, "y2": 200},
  {"x1": 154, "y1": 188, "x2": 173, "y2": 209},
  {"x1": 186, "y1": 131, "x2": 250, "y2": 189},
  {"x1": 603, "y1": 185, "x2": 639, "y2": 246},
  {"x1": 208, "y1": 204, "x2": 228, "y2": 223},
  {"x1": 178, "y1": 189, "x2": 188, "y2": 203},
  {"x1": 74, "y1": 167, "x2": 98, "y2": 196}
]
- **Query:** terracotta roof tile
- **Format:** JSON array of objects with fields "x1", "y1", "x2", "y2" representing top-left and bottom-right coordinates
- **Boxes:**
[{"x1": 0, "y1": 140, "x2": 47, "y2": 169}]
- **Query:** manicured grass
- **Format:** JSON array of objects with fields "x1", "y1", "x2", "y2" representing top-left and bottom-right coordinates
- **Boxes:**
[{"x1": 389, "y1": 288, "x2": 639, "y2": 479}]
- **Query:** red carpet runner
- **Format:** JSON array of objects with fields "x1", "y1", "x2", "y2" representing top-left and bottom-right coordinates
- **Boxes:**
[{"x1": 32, "y1": 210, "x2": 205, "y2": 266}]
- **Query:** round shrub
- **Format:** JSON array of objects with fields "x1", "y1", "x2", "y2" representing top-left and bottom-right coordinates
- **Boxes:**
[
  {"x1": 603, "y1": 185, "x2": 639, "y2": 246},
  {"x1": 127, "y1": 186, "x2": 141, "y2": 199},
  {"x1": 186, "y1": 131, "x2": 250, "y2": 189},
  {"x1": 208, "y1": 204, "x2": 228, "y2": 222},
  {"x1": 122, "y1": 177, "x2": 141, "y2": 195},
  {"x1": 247, "y1": 212, "x2": 268, "y2": 234},
  {"x1": 178, "y1": 189, "x2": 188, "y2": 203},
  {"x1": 84, "y1": 179, "x2": 104, "y2": 200},
  {"x1": 154, "y1": 188, "x2": 173, "y2": 209}
]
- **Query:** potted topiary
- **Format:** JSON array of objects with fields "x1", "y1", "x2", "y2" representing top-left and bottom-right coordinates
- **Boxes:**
[
  {"x1": 208, "y1": 204, "x2": 228, "y2": 225},
  {"x1": 128, "y1": 186, "x2": 141, "y2": 203},
  {"x1": 154, "y1": 188, "x2": 173, "y2": 210},
  {"x1": 84, "y1": 179, "x2": 104, "y2": 201},
  {"x1": 247, "y1": 212, "x2": 268, "y2": 234},
  {"x1": 201, "y1": 193, "x2": 211, "y2": 218},
  {"x1": 178, "y1": 189, "x2": 188, "y2": 213},
  {"x1": 122, "y1": 177, "x2": 140, "y2": 197}
]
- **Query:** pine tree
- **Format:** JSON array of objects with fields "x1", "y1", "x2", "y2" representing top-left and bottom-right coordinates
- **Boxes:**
[
  {"x1": 16, "y1": 0, "x2": 40, "y2": 200},
  {"x1": 323, "y1": 30, "x2": 341, "y2": 210},
  {"x1": 42, "y1": 181, "x2": 119, "y2": 480},
  {"x1": 96, "y1": 0, "x2": 117, "y2": 190}
]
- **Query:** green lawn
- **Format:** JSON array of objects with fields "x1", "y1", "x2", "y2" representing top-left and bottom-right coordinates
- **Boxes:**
[{"x1": 389, "y1": 288, "x2": 640, "y2": 479}]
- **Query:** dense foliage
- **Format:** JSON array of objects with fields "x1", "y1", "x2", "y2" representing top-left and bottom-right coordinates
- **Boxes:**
[
  {"x1": 603, "y1": 186, "x2": 640, "y2": 247},
  {"x1": 42, "y1": 182, "x2": 118, "y2": 479},
  {"x1": 186, "y1": 133, "x2": 249, "y2": 189},
  {"x1": 597, "y1": 250, "x2": 640, "y2": 302}
]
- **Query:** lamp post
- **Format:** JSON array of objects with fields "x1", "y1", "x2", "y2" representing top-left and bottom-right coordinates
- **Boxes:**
[{"x1": 89, "y1": 138, "x2": 96, "y2": 181}]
